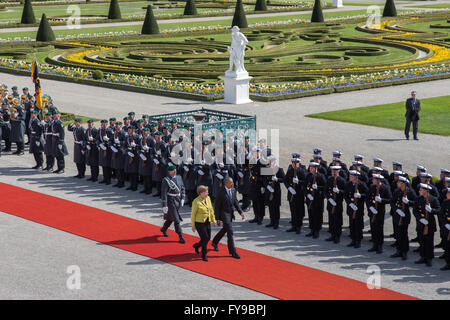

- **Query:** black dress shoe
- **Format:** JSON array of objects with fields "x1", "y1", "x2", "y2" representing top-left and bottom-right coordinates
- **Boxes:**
[
  {"x1": 266, "y1": 223, "x2": 274, "y2": 228},
  {"x1": 368, "y1": 246, "x2": 377, "y2": 252},
  {"x1": 389, "y1": 233, "x2": 395, "y2": 238},
  {"x1": 256, "y1": 221, "x2": 262, "y2": 225},
  {"x1": 401, "y1": 253, "x2": 407, "y2": 260},
  {"x1": 249, "y1": 218, "x2": 257, "y2": 223},
  {"x1": 117, "y1": 184, "x2": 124, "y2": 188},
  {"x1": 414, "y1": 137, "x2": 419, "y2": 141},
  {"x1": 273, "y1": 225, "x2": 279, "y2": 230},
  {"x1": 202, "y1": 255, "x2": 208, "y2": 262},
  {"x1": 87, "y1": 177, "x2": 94, "y2": 181},
  {"x1": 54, "y1": 169, "x2": 64, "y2": 174},
  {"x1": 376, "y1": 248, "x2": 383, "y2": 254},
  {"x1": 92, "y1": 178, "x2": 98, "y2": 182},
  {"x1": 161, "y1": 228, "x2": 168, "y2": 237},
  {"x1": 325, "y1": 237, "x2": 334, "y2": 241},
  {"x1": 347, "y1": 241, "x2": 355, "y2": 247},
  {"x1": 126, "y1": 187, "x2": 132, "y2": 190},
  {"x1": 32, "y1": 165, "x2": 39, "y2": 169},
  {"x1": 296, "y1": 228, "x2": 301, "y2": 234},
  {"x1": 231, "y1": 253, "x2": 241, "y2": 259},
  {"x1": 312, "y1": 232, "x2": 319, "y2": 239},
  {"x1": 99, "y1": 180, "x2": 107, "y2": 184},
  {"x1": 305, "y1": 232, "x2": 313, "y2": 237},
  {"x1": 354, "y1": 242, "x2": 361, "y2": 248},
  {"x1": 390, "y1": 242, "x2": 398, "y2": 247},
  {"x1": 441, "y1": 264, "x2": 450, "y2": 271},
  {"x1": 390, "y1": 252, "x2": 401, "y2": 258},
  {"x1": 193, "y1": 243, "x2": 200, "y2": 254},
  {"x1": 426, "y1": 260, "x2": 432, "y2": 267},
  {"x1": 286, "y1": 227, "x2": 296, "y2": 232},
  {"x1": 179, "y1": 237, "x2": 186, "y2": 244},
  {"x1": 333, "y1": 237, "x2": 340, "y2": 244},
  {"x1": 415, "y1": 258, "x2": 426, "y2": 264},
  {"x1": 406, "y1": 136, "x2": 409, "y2": 140},
  {"x1": 413, "y1": 248, "x2": 420, "y2": 253},
  {"x1": 73, "y1": 174, "x2": 81, "y2": 178},
  {"x1": 211, "y1": 243, "x2": 219, "y2": 252}
]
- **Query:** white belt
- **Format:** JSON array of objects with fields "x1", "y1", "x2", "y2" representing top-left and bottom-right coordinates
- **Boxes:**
[
  {"x1": 167, "y1": 193, "x2": 180, "y2": 197},
  {"x1": 53, "y1": 133, "x2": 60, "y2": 136},
  {"x1": 74, "y1": 141, "x2": 82, "y2": 144}
]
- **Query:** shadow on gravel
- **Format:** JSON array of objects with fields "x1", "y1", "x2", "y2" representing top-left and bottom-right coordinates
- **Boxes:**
[{"x1": 366, "y1": 138, "x2": 406, "y2": 142}]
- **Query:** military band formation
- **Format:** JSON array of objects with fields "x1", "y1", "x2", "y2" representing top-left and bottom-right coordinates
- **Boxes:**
[{"x1": 1, "y1": 83, "x2": 450, "y2": 271}]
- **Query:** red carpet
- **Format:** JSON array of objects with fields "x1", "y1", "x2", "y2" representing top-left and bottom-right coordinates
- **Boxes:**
[{"x1": 0, "y1": 182, "x2": 417, "y2": 300}]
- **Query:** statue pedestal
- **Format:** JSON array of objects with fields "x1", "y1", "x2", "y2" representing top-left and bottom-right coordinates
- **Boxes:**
[
  {"x1": 333, "y1": 0, "x2": 343, "y2": 8},
  {"x1": 221, "y1": 70, "x2": 253, "y2": 104}
]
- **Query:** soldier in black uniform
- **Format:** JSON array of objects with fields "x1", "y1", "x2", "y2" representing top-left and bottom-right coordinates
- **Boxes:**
[
  {"x1": 325, "y1": 165, "x2": 346, "y2": 243},
  {"x1": 368, "y1": 158, "x2": 389, "y2": 181},
  {"x1": 111, "y1": 121, "x2": 126, "y2": 188},
  {"x1": 84, "y1": 120, "x2": 100, "y2": 182},
  {"x1": 414, "y1": 183, "x2": 440, "y2": 267},
  {"x1": 124, "y1": 126, "x2": 140, "y2": 191},
  {"x1": 236, "y1": 140, "x2": 251, "y2": 212},
  {"x1": 152, "y1": 131, "x2": 168, "y2": 197},
  {"x1": 28, "y1": 109, "x2": 44, "y2": 169},
  {"x1": 160, "y1": 165, "x2": 186, "y2": 243},
  {"x1": 42, "y1": 112, "x2": 54, "y2": 171},
  {"x1": 10, "y1": 99, "x2": 25, "y2": 155},
  {"x1": 284, "y1": 153, "x2": 306, "y2": 234},
  {"x1": 248, "y1": 148, "x2": 265, "y2": 225},
  {"x1": 51, "y1": 110, "x2": 68, "y2": 173},
  {"x1": 68, "y1": 118, "x2": 86, "y2": 179},
  {"x1": 411, "y1": 165, "x2": 427, "y2": 191},
  {"x1": 263, "y1": 156, "x2": 285, "y2": 229},
  {"x1": 390, "y1": 176, "x2": 417, "y2": 260},
  {"x1": 97, "y1": 119, "x2": 114, "y2": 185},
  {"x1": 1, "y1": 102, "x2": 11, "y2": 153},
  {"x1": 305, "y1": 162, "x2": 326, "y2": 238},
  {"x1": 344, "y1": 170, "x2": 368, "y2": 248},
  {"x1": 388, "y1": 161, "x2": 409, "y2": 193},
  {"x1": 138, "y1": 127, "x2": 153, "y2": 194},
  {"x1": 436, "y1": 168, "x2": 450, "y2": 202},
  {"x1": 440, "y1": 188, "x2": 450, "y2": 270}
]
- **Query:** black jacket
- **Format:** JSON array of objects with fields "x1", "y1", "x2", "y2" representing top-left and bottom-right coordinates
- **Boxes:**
[{"x1": 214, "y1": 187, "x2": 243, "y2": 221}]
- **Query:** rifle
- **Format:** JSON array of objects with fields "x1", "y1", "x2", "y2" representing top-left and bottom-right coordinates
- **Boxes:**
[
  {"x1": 352, "y1": 179, "x2": 359, "y2": 220},
  {"x1": 331, "y1": 175, "x2": 337, "y2": 214},
  {"x1": 423, "y1": 191, "x2": 430, "y2": 236},
  {"x1": 129, "y1": 135, "x2": 134, "y2": 165},
  {"x1": 289, "y1": 164, "x2": 298, "y2": 203},
  {"x1": 400, "y1": 187, "x2": 407, "y2": 226},
  {"x1": 371, "y1": 183, "x2": 381, "y2": 223},
  {"x1": 308, "y1": 168, "x2": 317, "y2": 210},
  {"x1": 142, "y1": 136, "x2": 148, "y2": 167},
  {"x1": 87, "y1": 127, "x2": 92, "y2": 157}
]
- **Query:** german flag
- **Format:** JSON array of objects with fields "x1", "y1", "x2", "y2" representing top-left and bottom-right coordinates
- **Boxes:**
[{"x1": 31, "y1": 59, "x2": 43, "y2": 109}]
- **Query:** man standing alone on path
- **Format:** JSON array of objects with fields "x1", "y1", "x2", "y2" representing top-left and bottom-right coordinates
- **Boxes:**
[{"x1": 405, "y1": 91, "x2": 421, "y2": 140}]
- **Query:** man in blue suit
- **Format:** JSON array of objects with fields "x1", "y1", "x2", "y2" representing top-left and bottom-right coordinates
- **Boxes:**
[{"x1": 405, "y1": 91, "x2": 421, "y2": 140}]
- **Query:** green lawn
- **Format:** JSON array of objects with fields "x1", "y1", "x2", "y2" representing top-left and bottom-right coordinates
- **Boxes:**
[
  {"x1": 305, "y1": 95, "x2": 450, "y2": 136},
  {"x1": 406, "y1": 3, "x2": 450, "y2": 9}
]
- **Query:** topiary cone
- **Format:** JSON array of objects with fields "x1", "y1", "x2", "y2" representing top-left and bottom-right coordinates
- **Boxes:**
[
  {"x1": 255, "y1": 0, "x2": 267, "y2": 11},
  {"x1": 108, "y1": 0, "x2": 122, "y2": 20},
  {"x1": 311, "y1": 0, "x2": 324, "y2": 23},
  {"x1": 141, "y1": 5, "x2": 159, "y2": 34},
  {"x1": 36, "y1": 13, "x2": 55, "y2": 42},
  {"x1": 232, "y1": 0, "x2": 248, "y2": 28},
  {"x1": 183, "y1": 0, "x2": 198, "y2": 15},
  {"x1": 21, "y1": 0, "x2": 36, "y2": 24},
  {"x1": 382, "y1": 0, "x2": 397, "y2": 17}
]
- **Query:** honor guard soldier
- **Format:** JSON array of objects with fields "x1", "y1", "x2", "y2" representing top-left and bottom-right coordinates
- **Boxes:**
[
  {"x1": 389, "y1": 161, "x2": 409, "y2": 193},
  {"x1": 85, "y1": 120, "x2": 100, "y2": 182},
  {"x1": 390, "y1": 175, "x2": 417, "y2": 260},
  {"x1": 440, "y1": 188, "x2": 450, "y2": 270},
  {"x1": 436, "y1": 169, "x2": 450, "y2": 202},
  {"x1": 305, "y1": 161, "x2": 326, "y2": 238},
  {"x1": 326, "y1": 165, "x2": 346, "y2": 243},
  {"x1": 161, "y1": 165, "x2": 186, "y2": 243},
  {"x1": 350, "y1": 160, "x2": 369, "y2": 184},
  {"x1": 351, "y1": 155, "x2": 369, "y2": 175},
  {"x1": 414, "y1": 183, "x2": 440, "y2": 267},
  {"x1": 181, "y1": 156, "x2": 196, "y2": 206},
  {"x1": 51, "y1": 110, "x2": 68, "y2": 173},
  {"x1": 389, "y1": 170, "x2": 407, "y2": 246},
  {"x1": 248, "y1": 147, "x2": 265, "y2": 225},
  {"x1": 369, "y1": 158, "x2": 389, "y2": 181},
  {"x1": 111, "y1": 121, "x2": 126, "y2": 188},
  {"x1": 42, "y1": 111, "x2": 54, "y2": 171},
  {"x1": 124, "y1": 126, "x2": 140, "y2": 191},
  {"x1": 1, "y1": 102, "x2": 11, "y2": 153},
  {"x1": 11, "y1": 86, "x2": 19, "y2": 98},
  {"x1": 284, "y1": 153, "x2": 306, "y2": 234},
  {"x1": 29, "y1": 109, "x2": 44, "y2": 169},
  {"x1": 212, "y1": 161, "x2": 229, "y2": 202},
  {"x1": 138, "y1": 127, "x2": 153, "y2": 194},
  {"x1": 68, "y1": 118, "x2": 86, "y2": 179},
  {"x1": 10, "y1": 99, "x2": 25, "y2": 155},
  {"x1": 366, "y1": 174, "x2": 392, "y2": 254},
  {"x1": 344, "y1": 170, "x2": 368, "y2": 248},
  {"x1": 436, "y1": 172, "x2": 450, "y2": 248},
  {"x1": 328, "y1": 154, "x2": 348, "y2": 180},
  {"x1": 236, "y1": 138, "x2": 252, "y2": 212},
  {"x1": 411, "y1": 165, "x2": 427, "y2": 190},
  {"x1": 128, "y1": 112, "x2": 137, "y2": 128},
  {"x1": 152, "y1": 131, "x2": 168, "y2": 197},
  {"x1": 97, "y1": 119, "x2": 114, "y2": 185},
  {"x1": 263, "y1": 156, "x2": 285, "y2": 229}
]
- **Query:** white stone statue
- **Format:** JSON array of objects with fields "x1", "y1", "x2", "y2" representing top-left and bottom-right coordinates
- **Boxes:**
[{"x1": 227, "y1": 26, "x2": 248, "y2": 75}]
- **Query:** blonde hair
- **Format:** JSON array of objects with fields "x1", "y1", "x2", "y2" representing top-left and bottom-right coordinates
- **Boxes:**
[{"x1": 197, "y1": 185, "x2": 208, "y2": 195}]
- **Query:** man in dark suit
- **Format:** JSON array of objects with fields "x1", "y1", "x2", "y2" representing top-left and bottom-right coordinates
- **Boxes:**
[
  {"x1": 211, "y1": 177, "x2": 245, "y2": 259},
  {"x1": 405, "y1": 91, "x2": 421, "y2": 140}
]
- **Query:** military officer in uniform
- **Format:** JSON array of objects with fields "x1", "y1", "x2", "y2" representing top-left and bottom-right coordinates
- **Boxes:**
[
  {"x1": 42, "y1": 111, "x2": 54, "y2": 171},
  {"x1": 138, "y1": 127, "x2": 153, "y2": 194},
  {"x1": 97, "y1": 119, "x2": 114, "y2": 185},
  {"x1": 10, "y1": 99, "x2": 25, "y2": 155},
  {"x1": 68, "y1": 118, "x2": 86, "y2": 179},
  {"x1": 326, "y1": 165, "x2": 346, "y2": 243},
  {"x1": 152, "y1": 131, "x2": 168, "y2": 197},
  {"x1": 28, "y1": 109, "x2": 44, "y2": 169},
  {"x1": 263, "y1": 156, "x2": 285, "y2": 229},
  {"x1": 390, "y1": 176, "x2": 417, "y2": 260},
  {"x1": 160, "y1": 165, "x2": 186, "y2": 243},
  {"x1": 85, "y1": 120, "x2": 100, "y2": 182},
  {"x1": 124, "y1": 126, "x2": 140, "y2": 191},
  {"x1": 111, "y1": 121, "x2": 126, "y2": 188},
  {"x1": 51, "y1": 110, "x2": 68, "y2": 173},
  {"x1": 284, "y1": 153, "x2": 306, "y2": 234},
  {"x1": 1, "y1": 102, "x2": 11, "y2": 153},
  {"x1": 414, "y1": 183, "x2": 440, "y2": 266},
  {"x1": 440, "y1": 188, "x2": 450, "y2": 270},
  {"x1": 305, "y1": 162, "x2": 326, "y2": 238}
]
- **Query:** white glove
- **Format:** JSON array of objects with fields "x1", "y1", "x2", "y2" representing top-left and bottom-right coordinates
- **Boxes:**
[
  {"x1": 445, "y1": 224, "x2": 450, "y2": 231},
  {"x1": 238, "y1": 171, "x2": 244, "y2": 178},
  {"x1": 420, "y1": 218, "x2": 428, "y2": 225},
  {"x1": 58, "y1": 144, "x2": 62, "y2": 150},
  {"x1": 88, "y1": 136, "x2": 94, "y2": 141},
  {"x1": 375, "y1": 195, "x2": 382, "y2": 203},
  {"x1": 153, "y1": 158, "x2": 159, "y2": 165},
  {"x1": 288, "y1": 187, "x2": 296, "y2": 195},
  {"x1": 128, "y1": 151, "x2": 134, "y2": 158},
  {"x1": 333, "y1": 187, "x2": 339, "y2": 194},
  {"x1": 216, "y1": 173, "x2": 223, "y2": 180},
  {"x1": 86, "y1": 145, "x2": 91, "y2": 150},
  {"x1": 349, "y1": 203, "x2": 358, "y2": 211},
  {"x1": 396, "y1": 208, "x2": 405, "y2": 217},
  {"x1": 402, "y1": 196, "x2": 409, "y2": 204},
  {"x1": 139, "y1": 153, "x2": 147, "y2": 161},
  {"x1": 293, "y1": 177, "x2": 299, "y2": 184},
  {"x1": 35, "y1": 141, "x2": 40, "y2": 147},
  {"x1": 114, "y1": 138, "x2": 120, "y2": 144},
  {"x1": 425, "y1": 204, "x2": 432, "y2": 213},
  {"x1": 272, "y1": 176, "x2": 278, "y2": 182},
  {"x1": 200, "y1": 160, "x2": 205, "y2": 165},
  {"x1": 328, "y1": 198, "x2": 336, "y2": 206},
  {"x1": 307, "y1": 194, "x2": 314, "y2": 201},
  {"x1": 170, "y1": 152, "x2": 176, "y2": 158},
  {"x1": 369, "y1": 206, "x2": 378, "y2": 215},
  {"x1": 162, "y1": 207, "x2": 168, "y2": 214},
  {"x1": 267, "y1": 185, "x2": 274, "y2": 193},
  {"x1": 143, "y1": 145, "x2": 149, "y2": 151},
  {"x1": 312, "y1": 183, "x2": 317, "y2": 190},
  {"x1": 100, "y1": 143, "x2": 106, "y2": 150},
  {"x1": 261, "y1": 187, "x2": 265, "y2": 194},
  {"x1": 103, "y1": 136, "x2": 109, "y2": 141},
  {"x1": 181, "y1": 200, "x2": 185, "y2": 207},
  {"x1": 156, "y1": 150, "x2": 161, "y2": 155},
  {"x1": 14, "y1": 113, "x2": 18, "y2": 118},
  {"x1": 354, "y1": 192, "x2": 361, "y2": 199},
  {"x1": 131, "y1": 142, "x2": 136, "y2": 147},
  {"x1": 183, "y1": 165, "x2": 189, "y2": 171},
  {"x1": 198, "y1": 169, "x2": 204, "y2": 176},
  {"x1": 111, "y1": 146, "x2": 118, "y2": 153}
]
